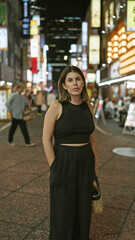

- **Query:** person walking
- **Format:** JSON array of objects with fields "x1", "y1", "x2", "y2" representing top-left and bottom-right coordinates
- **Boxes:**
[
  {"x1": 35, "y1": 89, "x2": 45, "y2": 115},
  {"x1": 6, "y1": 83, "x2": 35, "y2": 147},
  {"x1": 47, "y1": 89, "x2": 56, "y2": 109},
  {"x1": 42, "y1": 66, "x2": 98, "y2": 240}
]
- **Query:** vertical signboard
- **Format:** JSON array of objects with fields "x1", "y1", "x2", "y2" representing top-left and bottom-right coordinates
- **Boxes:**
[
  {"x1": 21, "y1": 0, "x2": 30, "y2": 37},
  {"x1": 31, "y1": 58, "x2": 37, "y2": 74},
  {"x1": 126, "y1": 0, "x2": 135, "y2": 31},
  {"x1": 0, "y1": 88, "x2": 8, "y2": 120},
  {"x1": 0, "y1": 28, "x2": 8, "y2": 50},
  {"x1": 91, "y1": 0, "x2": 101, "y2": 28},
  {"x1": 89, "y1": 35, "x2": 100, "y2": 64},
  {"x1": 0, "y1": 3, "x2": 7, "y2": 25}
]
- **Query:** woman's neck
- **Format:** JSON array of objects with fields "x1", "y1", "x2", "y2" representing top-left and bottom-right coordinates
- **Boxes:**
[{"x1": 69, "y1": 96, "x2": 82, "y2": 105}]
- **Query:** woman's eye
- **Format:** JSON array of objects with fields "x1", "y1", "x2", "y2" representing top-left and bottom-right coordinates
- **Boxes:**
[{"x1": 68, "y1": 79, "x2": 72, "y2": 82}]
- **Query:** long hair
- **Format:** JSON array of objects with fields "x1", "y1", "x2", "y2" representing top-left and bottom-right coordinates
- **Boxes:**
[{"x1": 58, "y1": 65, "x2": 89, "y2": 103}]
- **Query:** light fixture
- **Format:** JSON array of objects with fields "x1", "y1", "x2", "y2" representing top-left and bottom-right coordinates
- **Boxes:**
[
  {"x1": 64, "y1": 55, "x2": 68, "y2": 60},
  {"x1": 98, "y1": 74, "x2": 135, "y2": 87},
  {"x1": 102, "y1": 30, "x2": 106, "y2": 34}
]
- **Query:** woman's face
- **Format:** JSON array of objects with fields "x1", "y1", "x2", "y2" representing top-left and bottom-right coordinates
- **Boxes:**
[{"x1": 62, "y1": 71, "x2": 84, "y2": 97}]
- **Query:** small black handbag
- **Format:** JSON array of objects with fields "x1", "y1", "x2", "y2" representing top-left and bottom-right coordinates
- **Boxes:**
[{"x1": 91, "y1": 176, "x2": 103, "y2": 214}]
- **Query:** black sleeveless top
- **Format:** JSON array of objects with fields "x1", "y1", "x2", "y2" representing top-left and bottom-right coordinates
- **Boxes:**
[{"x1": 54, "y1": 101, "x2": 95, "y2": 144}]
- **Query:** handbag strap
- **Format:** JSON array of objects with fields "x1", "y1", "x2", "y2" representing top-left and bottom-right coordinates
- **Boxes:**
[{"x1": 92, "y1": 176, "x2": 101, "y2": 200}]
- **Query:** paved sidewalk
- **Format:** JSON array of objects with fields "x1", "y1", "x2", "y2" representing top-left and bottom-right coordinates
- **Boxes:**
[{"x1": 0, "y1": 115, "x2": 135, "y2": 240}]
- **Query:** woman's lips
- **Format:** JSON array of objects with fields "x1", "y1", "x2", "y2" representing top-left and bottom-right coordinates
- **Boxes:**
[{"x1": 73, "y1": 88, "x2": 79, "y2": 91}]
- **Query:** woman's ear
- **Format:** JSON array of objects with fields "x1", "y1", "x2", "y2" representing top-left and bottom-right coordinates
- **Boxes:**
[{"x1": 62, "y1": 83, "x2": 66, "y2": 90}]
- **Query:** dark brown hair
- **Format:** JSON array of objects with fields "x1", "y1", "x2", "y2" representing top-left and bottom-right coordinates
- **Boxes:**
[{"x1": 58, "y1": 65, "x2": 89, "y2": 103}]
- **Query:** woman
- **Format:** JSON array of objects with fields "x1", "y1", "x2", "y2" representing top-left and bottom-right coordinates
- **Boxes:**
[{"x1": 42, "y1": 66, "x2": 98, "y2": 240}]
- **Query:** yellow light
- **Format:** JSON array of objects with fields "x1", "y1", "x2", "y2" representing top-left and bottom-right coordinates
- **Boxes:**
[
  {"x1": 119, "y1": 47, "x2": 135, "y2": 61},
  {"x1": 113, "y1": 41, "x2": 118, "y2": 46},
  {"x1": 108, "y1": 41, "x2": 112, "y2": 46},
  {"x1": 120, "y1": 55, "x2": 135, "y2": 68},
  {"x1": 107, "y1": 52, "x2": 112, "y2": 57},
  {"x1": 122, "y1": 27, "x2": 125, "y2": 32},
  {"x1": 107, "y1": 57, "x2": 112, "y2": 63},
  {"x1": 114, "y1": 35, "x2": 118, "y2": 40},
  {"x1": 122, "y1": 34, "x2": 127, "y2": 39},
  {"x1": 113, "y1": 47, "x2": 118, "y2": 53},
  {"x1": 119, "y1": 63, "x2": 135, "y2": 75},
  {"x1": 127, "y1": 33, "x2": 135, "y2": 41},
  {"x1": 119, "y1": 41, "x2": 127, "y2": 48},
  {"x1": 112, "y1": 53, "x2": 118, "y2": 59},
  {"x1": 107, "y1": 47, "x2": 112, "y2": 51}
]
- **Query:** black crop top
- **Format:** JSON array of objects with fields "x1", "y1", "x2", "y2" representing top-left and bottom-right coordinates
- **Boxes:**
[{"x1": 54, "y1": 101, "x2": 95, "y2": 144}]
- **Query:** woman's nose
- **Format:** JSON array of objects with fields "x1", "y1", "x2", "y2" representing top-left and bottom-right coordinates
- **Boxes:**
[{"x1": 73, "y1": 80, "x2": 77, "y2": 85}]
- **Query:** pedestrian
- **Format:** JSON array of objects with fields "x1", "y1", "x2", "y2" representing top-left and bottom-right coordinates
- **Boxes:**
[
  {"x1": 42, "y1": 65, "x2": 98, "y2": 240},
  {"x1": 47, "y1": 89, "x2": 56, "y2": 109},
  {"x1": 6, "y1": 83, "x2": 36, "y2": 147},
  {"x1": 25, "y1": 89, "x2": 33, "y2": 107},
  {"x1": 35, "y1": 89, "x2": 45, "y2": 115}
]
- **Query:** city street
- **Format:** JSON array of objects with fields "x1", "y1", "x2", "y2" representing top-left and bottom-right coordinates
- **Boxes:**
[{"x1": 0, "y1": 114, "x2": 135, "y2": 240}]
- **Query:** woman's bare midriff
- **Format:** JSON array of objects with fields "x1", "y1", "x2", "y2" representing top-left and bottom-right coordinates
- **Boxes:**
[{"x1": 60, "y1": 142, "x2": 89, "y2": 146}]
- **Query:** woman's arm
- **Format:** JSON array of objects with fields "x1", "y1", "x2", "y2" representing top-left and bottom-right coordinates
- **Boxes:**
[
  {"x1": 87, "y1": 102, "x2": 98, "y2": 176},
  {"x1": 42, "y1": 100, "x2": 61, "y2": 166}
]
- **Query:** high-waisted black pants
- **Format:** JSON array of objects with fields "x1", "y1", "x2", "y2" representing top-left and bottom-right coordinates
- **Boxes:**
[{"x1": 49, "y1": 143, "x2": 95, "y2": 240}]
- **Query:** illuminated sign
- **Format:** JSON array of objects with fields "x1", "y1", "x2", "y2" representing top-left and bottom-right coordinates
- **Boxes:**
[
  {"x1": 89, "y1": 35, "x2": 100, "y2": 64},
  {"x1": 82, "y1": 22, "x2": 88, "y2": 46},
  {"x1": 31, "y1": 58, "x2": 37, "y2": 74},
  {"x1": 30, "y1": 38, "x2": 38, "y2": 58},
  {"x1": 126, "y1": 0, "x2": 135, "y2": 31},
  {"x1": 0, "y1": 3, "x2": 7, "y2": 25},
  {"x1": 91, "y1": 0, "x2": 101, "y2": 28},
  {"x1": 0, "y1": 90, "x2": 8, "y2": 120},
  {"x1": 87, "y1": 73, "x2": 96, "y2": 83},
  {"x1": 30, "y1": 20, "x2": 38, "y2": 35},
  {"x1": 0, "y1": 28, "x2": 8, "y2": 50},
  {"x1": 32, "y1": 15, "x2": 40, "y2": 26},
  {"x1": 21, "y1": 0, "x2": 30, "y2": 37}
]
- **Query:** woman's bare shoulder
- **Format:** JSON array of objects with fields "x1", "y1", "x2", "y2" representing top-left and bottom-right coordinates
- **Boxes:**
[
  {"x1": 46, "y1": 100, "x2": 62, "y2": 120},
  {"x1": 50, "y1": 100, "x2": 61, "y2": 109}
]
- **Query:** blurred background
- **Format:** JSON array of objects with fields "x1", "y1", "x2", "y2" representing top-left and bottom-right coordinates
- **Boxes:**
[{"x1": 0, "y1": 0, "x2": 135, "y2": 129}]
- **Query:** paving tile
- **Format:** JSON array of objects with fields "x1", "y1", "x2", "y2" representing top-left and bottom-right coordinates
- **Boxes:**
[
  {"x1": 8, "y1": 160, "x2": 49, "y2": 175},
  {"x1": 0, "y1": 170, "x2": 38, "y2": 191},
  {"x1": 25, "y1": 217, "x2": 50, "y2": 240},
  {"x1": 101, "y1": 184, "x2": 135, "y2": 210},
  {"x1": 19, "y1": 175, "x2": 50, "y2": 197},
  {"x1": 122, "y1": 211, "x2": 135, "y2": 232},
  {"x1": 24, "y1": 228, "x2": 49, "y2": 240},
  {"x1": 90, "y1": 233, "x2": 117, "y2": 240},
  {"x1": 0, "y1": 220, "x2": 32, "y2": 240},
  {"x1": 90, "y1": 207, "x2": 127, "y2": 239},
  {"x1": 0, "y1": 192, "x2": 49, "y2": 226},
  {"x1": 102, "y1": 158, "x2": 135, "y2": 173},
  {"x1": 0, "y1": 159, "x2": 19, "y2": 171},
  {"x1": 118, "y1": 231, "x2": 135, "y2": 240},
  {"x1": 0, "y1": 189, "x2": 12, "y2": 199},
  {"x1": 130, "y1": 198, "x2": 135, "y2": 212},
  {"x1": 99, "y1": 169, "x2": 135, "y2": 187}
]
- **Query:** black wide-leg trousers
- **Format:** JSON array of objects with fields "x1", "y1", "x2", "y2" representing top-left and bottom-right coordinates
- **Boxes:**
[{"x1": 49, "y1": 143, "x2": 95, "y2": 240}]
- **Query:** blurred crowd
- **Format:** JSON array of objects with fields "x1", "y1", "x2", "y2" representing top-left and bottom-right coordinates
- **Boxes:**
[
  {"x1": 94, "y1": 95, "x2": 135, "y2": 127},
  {"x1": 11, "y1": 84, "x2": 56, "y2": 116}
]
